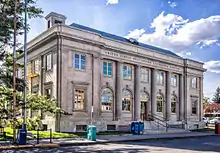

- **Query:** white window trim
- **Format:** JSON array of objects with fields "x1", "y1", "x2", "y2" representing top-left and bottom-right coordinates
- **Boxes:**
[{"x1": 74, "y1": 53, "x2": 86, "y2": 71}]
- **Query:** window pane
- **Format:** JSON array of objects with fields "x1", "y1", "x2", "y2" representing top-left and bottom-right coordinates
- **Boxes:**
[
  {"x1": 81, "y1": 55, "x2": 85, "y2": 70},
  {"x1": 74, "y1": 54, "x2": 80, "y2": 69},
  {"x1": 122, "y1": 90, "x2": 131, "y2": 111},
  {"x1": 74, "y1": 89, "x2": 85, "y2": 110},
  {"x1": 102, "y1": 88, "x2": 113, "y2": 111}
]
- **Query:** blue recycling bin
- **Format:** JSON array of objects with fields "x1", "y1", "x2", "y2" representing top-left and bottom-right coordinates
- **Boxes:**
[
  {"x1": 17, "y1": 129, "x2": 27, "y2": 145},
  {"x1": 130, "y1": 121, "x2": 144, "y2": 135},
  {"x1": 87, "y1": 125, "x2": 96, "y2": 141}
]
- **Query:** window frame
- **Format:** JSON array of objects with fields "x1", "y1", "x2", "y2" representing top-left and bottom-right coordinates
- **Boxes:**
[
  {"x1": 191, "y1": 77, "x2": 197, "y2": 89},
  {"x1": 101, "y1": 88, "x2": 113, "y2": 112},
  {"x1": 171, "y1": 74, "x2": 177, "y2": 87},
  {"x1": 171, "y1": 96, "x2": 177, "y2": 114},
  {"x1": 140, "y1": 68, "x2": 149, "y2": 83},
  {"x1": 191, "y1": 98, "x2": 198, "y2": 115},
  {"x1": 73, "y1": 53, "x2": 86, "y2": 71},
  {"x1": 122, "y1": 90, "x2": 132, "y2": 112},
  {"x1": 157, "y1": 71, "x2": 164, "y2": 85},
  {"x1": 123, "y1": 64, "x2": 132, "y2": 80},
  {"x1": 103, "y1": 60, "x2": 113, "y2": 77},
  {"x1": 73, "y1": 88, "x2": 86, "y2": 111},
  {"x1": 156, "y1": 94, "x2": 163, "y2": 113},
  {"x1": 45, "y1": 53, "x2": 52, "y2": 71}
]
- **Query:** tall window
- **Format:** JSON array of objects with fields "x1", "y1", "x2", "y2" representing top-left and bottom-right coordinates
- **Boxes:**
[
  {"x1": 141, "y1": 68, "x2": 149, "y2": 82},
  {"x1": 74, "y1": 89, "x2": 85, "y2": 110},
  {"x1": 103, "y1": 61, "x2": 113, "y2": 77},
  {"x1": 123, "y1": 65, "x2": 132, "y2": 80},
  {"x1": 171, "y1": 96, "x2": 177, "y2": 113},
  {"x1": 32, "y1": 59, "x2": 39, "y2": 74},
  {"x1": 74, "y1": 53, "x2": 85, "y2": 70},
  {"x1": 191, "y1": 98, "x2": 198, "y2": 115},
  {"x1": 157, "y1": 71, "x2": 164, "y2": 85},
  {"x1": 191, "y1": 77, "x2": 197, "y2": 88},
  {"x1": 171, "y1": 74, "x2": 177, "y2": 86},
  {"x1": 46, "y1": 54, "x2": 52, "y2": 70},
  {"x1": 122, "y1": 90, "x2": 132, "y2": 111},
  {"x1": 156, "y1": 94, "x2": 163, "y2": 112},
  {"x1": 101, "y1": 88, "x2": 113, "y2": 111}
]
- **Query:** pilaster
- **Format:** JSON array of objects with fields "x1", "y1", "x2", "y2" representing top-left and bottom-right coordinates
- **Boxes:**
[
  {"x1": 166, "y1": 71, "x2": 171, "y2": 121},
  {"x1": 134, "y1": 65, "x2": 141, "y2": 121},
  {"x1": 116, "y1": 61, "x2": 122, "y2": 120}
]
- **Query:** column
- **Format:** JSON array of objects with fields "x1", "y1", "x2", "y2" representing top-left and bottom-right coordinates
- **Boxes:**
[
  {"x1": 166, "y1": 71, "x2": 171, "y2": 121},
  {"x1": 199, "y1": 77, "x2": 203, "y2": 121},
  {"x1": 92, "y1": 55, "x2": 101, "y2": 118},
  {"x1": 116, "y1": 61, "x2": 122, "y2": 120},
  {"x1": 151, "y1": 69, "x2": 156, "y2": 116},
  {"x1": 179, "y1": 74, "x2": 184, "y2": 121},
  {"x1": 134, "y1": 65, "x2": 141, "y2": 121}
]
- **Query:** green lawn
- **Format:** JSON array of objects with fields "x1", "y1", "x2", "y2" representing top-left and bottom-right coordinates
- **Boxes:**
[{"x1": 1, "y1": 127, "x2": 79, "y2": 140}]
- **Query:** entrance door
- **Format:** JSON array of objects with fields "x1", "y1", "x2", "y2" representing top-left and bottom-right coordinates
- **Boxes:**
[{"x1": 141, "y1": 101, "x2": 148, "y2": 121}]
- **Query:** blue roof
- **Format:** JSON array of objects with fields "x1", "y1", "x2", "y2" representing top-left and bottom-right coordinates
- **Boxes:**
[{"x1": 70, "y1": 23, "x2": 181, "y2": 58}]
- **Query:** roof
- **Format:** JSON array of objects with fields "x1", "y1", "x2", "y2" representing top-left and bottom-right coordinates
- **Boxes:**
[{"x1": 70, "y1": 23, "x2": 181, "y2": 58}]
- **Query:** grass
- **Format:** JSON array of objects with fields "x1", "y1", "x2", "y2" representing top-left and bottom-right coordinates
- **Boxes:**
[{"x1": 0, "y1": 127, "x2": 79, "y2": 140}]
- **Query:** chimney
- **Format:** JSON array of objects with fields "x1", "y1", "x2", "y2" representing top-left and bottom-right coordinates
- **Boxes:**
[{"x1": 45, "y1": 12, "x2": 67, "y2": 29}]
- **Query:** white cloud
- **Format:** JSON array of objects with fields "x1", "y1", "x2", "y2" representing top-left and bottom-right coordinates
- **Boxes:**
[
  {"x1": 106, "y1": 0, "x2": 118, "y2": 5},
  {"x1": 186, "y1": 52, "x2": 192, "y2": 56},
  {"x1": 204, "y1": 61, "x2": 220, "y2": 74},
  {"x1": 125, "y1": 29, "x2": 145, "y2": 39},
  {"x1": 197, "y1": 39, "x2": 220, "y2": 49},
  {"x1": 126, "y1": 12, "x2": 220, "y2": 53},
  {"x1": 168, "y1": 1, "x2": 177, "y2": 8}
]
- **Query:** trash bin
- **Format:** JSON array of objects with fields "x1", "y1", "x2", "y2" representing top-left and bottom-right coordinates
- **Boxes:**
[
  {"x1": 139, "y1": 121, "x2": 144, "y2": 135},
  {"x1": 130, "y1": 121, "x2": 139, "y2": 135},
  {"x1": 17, "y1": 129, "x2": 27, "y2": 145},
  {"x1": 87, "y1": 125, "x2": 96, "y2": 141},
  {"x1": 215, "y1": 123, "x2": 220, "y2": 134}
]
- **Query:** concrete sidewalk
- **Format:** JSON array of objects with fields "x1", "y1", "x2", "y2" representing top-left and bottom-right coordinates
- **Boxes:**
[{"x1": 0, "y1": 131, "x2": 218, "y2": 150}]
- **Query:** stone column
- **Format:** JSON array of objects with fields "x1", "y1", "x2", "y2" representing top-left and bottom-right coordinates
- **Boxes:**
[
  {"x1": 92, "y1": 55, "x2": 101, "y2": 119},
  {"x1": 166, "y1": 71, "x2": 171, "y2": 121},
  {"x1": 199, "y1": 77, "x2": 203, "y2": 121},
  {"x1": 116, "y1": 61, "x2": 122, "y2": 120},
  {"x1": 151, "y1": 69, "x2": 156, "y2": 116},
  {"x1": 134, "y1": 65, "x2": 141, "y2": 121},
  {"x1": 179, "y1": 74, "x2": 184, "y2": 121}
]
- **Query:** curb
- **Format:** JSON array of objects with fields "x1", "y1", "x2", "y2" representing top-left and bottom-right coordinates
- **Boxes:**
[
  {"x1": 0, "y1": 143, "x2": 60, "y2": 151},
  {"x1": 59, "y1": 134, "x2": 219, "y2": 147}
]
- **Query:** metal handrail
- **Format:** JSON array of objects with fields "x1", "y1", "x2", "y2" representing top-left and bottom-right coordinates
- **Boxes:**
[{"x1": 148, "y1": 114, "x2": 168, "y2": 132}]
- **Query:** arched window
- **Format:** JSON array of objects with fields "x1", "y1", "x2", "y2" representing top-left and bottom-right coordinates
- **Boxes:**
[
  {"x1": 122, "y1": 90, "x2": 132, "y2": 111},
  {"x1": 156, "y1": 94, "x2": 163, "y2": 112},
  {"x1": 101, "y1": 88, "x2": 113, "y2": 111},
  {"x1": 171, "y1": 95, "x2": 177, "y2": 113}
]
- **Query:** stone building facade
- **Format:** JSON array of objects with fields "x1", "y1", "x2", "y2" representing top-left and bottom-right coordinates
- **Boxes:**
[{"x1": 18, "y1": 12, "x2": 206, "y2": 132}]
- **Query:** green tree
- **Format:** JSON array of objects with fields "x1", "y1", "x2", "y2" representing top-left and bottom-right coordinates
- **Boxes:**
[
  {"x1": 203, "y1": 97, "x2": 210, "y2": 105},
  {"x1": 212, "y1": 87, "x2": 220, "y2": 103},
  {"x1": 0, "y1": 0, "x2": 43, "y2": 60}
]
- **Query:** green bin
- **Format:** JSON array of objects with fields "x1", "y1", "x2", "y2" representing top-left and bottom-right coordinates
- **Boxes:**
[{"x1": 87, "y1": 125, "x2": 96, "y2": 141}]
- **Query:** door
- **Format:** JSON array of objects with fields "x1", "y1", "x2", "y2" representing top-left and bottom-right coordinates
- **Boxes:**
[{"x1": 141, "y1": 101, "x2": 148, "y2": 121}]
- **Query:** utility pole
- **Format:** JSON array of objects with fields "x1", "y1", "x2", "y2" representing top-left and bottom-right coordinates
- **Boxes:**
[
  {"x1": 22, "y1": 0, "x2": 28, "y2": 132},
  {"x1": 13, "y1": 0, "x2": 18, "y2": 144}
]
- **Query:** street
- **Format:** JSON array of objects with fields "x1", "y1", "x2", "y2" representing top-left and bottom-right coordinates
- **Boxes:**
[{"x1": 1, "y1": 136, "x2": 220, "y2": 153}]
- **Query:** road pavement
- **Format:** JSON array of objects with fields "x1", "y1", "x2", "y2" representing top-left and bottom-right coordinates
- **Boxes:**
[{"x1": 1, "y1": 136, "x2": 220, "y2": 153}]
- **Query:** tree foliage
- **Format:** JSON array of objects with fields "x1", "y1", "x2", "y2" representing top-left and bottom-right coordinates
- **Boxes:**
[
  {"x1": 212, "y1": 87, "x2": 220, "y2": 103},
  {"x1": 0, "y1": 0, "x2": 43, "y2": 59}
]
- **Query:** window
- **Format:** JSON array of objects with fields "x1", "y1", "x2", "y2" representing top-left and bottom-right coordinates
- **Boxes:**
[
  {"x1": 171, "y1": 96, "x2": 177, "y2": 113},
  {"x1": 171, "y1": 74, "x2": 177, "y2": 86},
  {"x1": 157, "y1": 71, "x2": 164, "y2": 85},
  {"x1": 74, "y1": 53, "x2": 85, "y2": 70},
  {"x1": 103, "y1": 61, "x2": 113, "y2": 77},
  {"x1": 191, "y1": 77, "x2": 197, "y2": 88},
  {"x1": 31, "y1": 59, "x2": 39, "y2": 74},
  {"x1": 122, "y1": 90, "x2": 132, "y2": 111},
  {"x1": 123, "y1": 65, "x2": 132, "y2": 80},
  {"x1": 156, "y1": 94, "x2": 163, "y2": 112},
  {"x1": 46, "y1": 54, "x2": 52, "y2": 71},
  {"x1": 76, "y1": 125, "x2": 87, "y2": 132},
  {"x1": 101, "y1": 88, "x2": 113, "y2": 111},
  {"x1": 45, "y1": 88, "x2": 52, "y2": 99},
  {"x1": 191, "y1": 98, "x2": 197, "y2": 115},
  {"x1": 141, "y1": 93, "x2": 149, "y2": 121},
  {"x1": 74, "y1": 89, "x2": 85, "y2": 110},
  {"x1": 141, "y1": 68, "x2": 149, "y2": 82}
]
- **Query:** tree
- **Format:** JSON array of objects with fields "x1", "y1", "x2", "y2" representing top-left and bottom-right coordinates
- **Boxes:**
[
  {"x1": 0, "y1": 86, "x2": 65, "y2": 127},
  {"x1": 203, "y1": 97, "x2": 210, "y2": 106},
  {"x1": 212, "y1": 87, "x2": 220, "y2": 103},
  {"x1": 0, "y1": 0, "x2": 43, "y2": 60}
]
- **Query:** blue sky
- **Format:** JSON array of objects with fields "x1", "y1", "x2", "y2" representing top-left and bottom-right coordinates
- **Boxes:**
[{"x1": 26, "y1": 0, "x2": 220, "y2": 99}]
